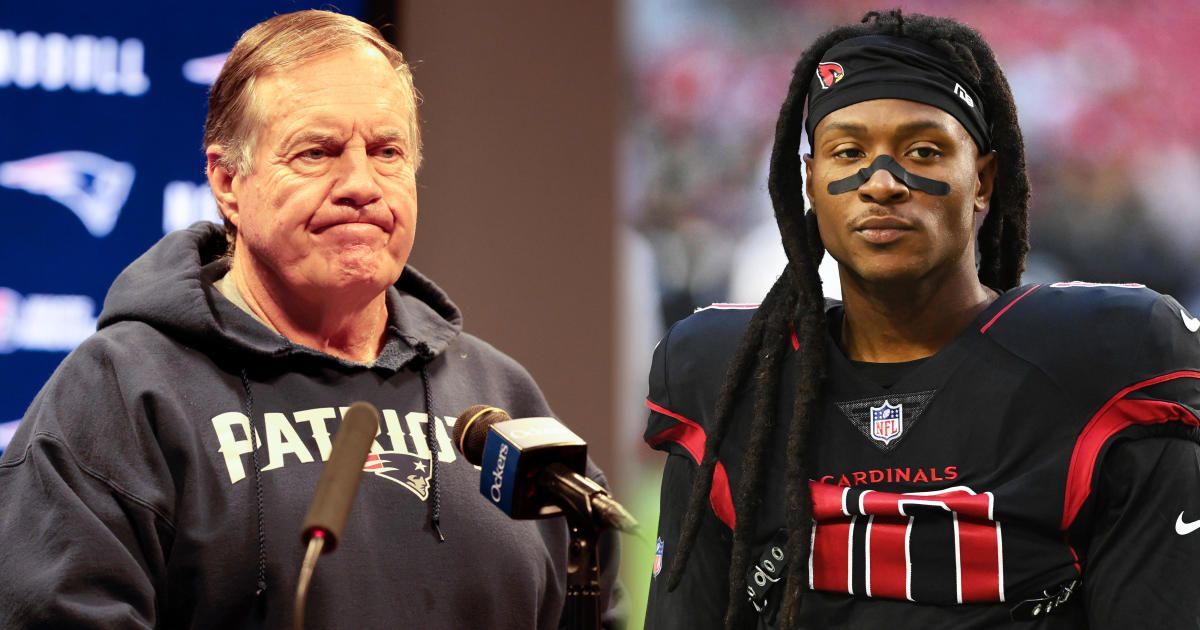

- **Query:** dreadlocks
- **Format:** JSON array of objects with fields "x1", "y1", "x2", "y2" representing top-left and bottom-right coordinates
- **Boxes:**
[{"x1": 666, "y1": 10, "x2": 1031, "y2": 628}]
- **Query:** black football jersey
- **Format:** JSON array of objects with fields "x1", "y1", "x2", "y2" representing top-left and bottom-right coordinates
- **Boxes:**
[{"x1": 645, "y1": 283, "x2": 1200, "y2": 629}]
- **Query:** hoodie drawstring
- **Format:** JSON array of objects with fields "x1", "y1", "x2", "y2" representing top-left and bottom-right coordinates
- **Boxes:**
[
  {"x1": 414, "y1": 342, "x2": 445, "y2": 543},
  {"x1": 240, "y1": 368, "x2": 269, "y2": 597},
  {"x1": 236, "y1": 340, "x2": 443, "y2": 603}
]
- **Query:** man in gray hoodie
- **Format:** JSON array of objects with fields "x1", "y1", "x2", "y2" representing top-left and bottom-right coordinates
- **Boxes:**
[{"x1": 0, "y1": 10, "x2": 621, "y2": 629}]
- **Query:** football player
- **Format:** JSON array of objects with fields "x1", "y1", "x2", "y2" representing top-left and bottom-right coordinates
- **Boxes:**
[{"x1": 645, "y1": 10, "x2": 1200, "y2": 629}]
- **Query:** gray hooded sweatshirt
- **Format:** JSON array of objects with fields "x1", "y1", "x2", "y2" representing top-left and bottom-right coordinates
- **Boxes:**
[{"x1": 0, "y1": 222, "x2": 621, "y2": 629}]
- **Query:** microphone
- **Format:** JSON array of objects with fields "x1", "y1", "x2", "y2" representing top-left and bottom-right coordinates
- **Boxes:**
[
  {"x1": 453, "y1": 405, "x2": 638, "y2": 533},
  {"x1": 294, "y1": 401, "x2": 380, "y2": 630},
  {"x1": 299, "y1": 401, "x2": 382, "y2": 550}
]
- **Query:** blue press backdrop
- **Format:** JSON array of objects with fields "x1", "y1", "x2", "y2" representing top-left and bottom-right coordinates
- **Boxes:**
[{"x1": 0, "y1": 2, "x2": 384, "y2": 454}]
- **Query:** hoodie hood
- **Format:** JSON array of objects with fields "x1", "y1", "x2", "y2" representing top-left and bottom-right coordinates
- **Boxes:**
[{"x1": 98, "y1": 222, "x2": 462, "y2": 372}]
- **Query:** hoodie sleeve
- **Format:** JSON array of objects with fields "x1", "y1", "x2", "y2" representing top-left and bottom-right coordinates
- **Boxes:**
[{"x1": 0, "y1": 337, "x2": 172, "y2": 628}]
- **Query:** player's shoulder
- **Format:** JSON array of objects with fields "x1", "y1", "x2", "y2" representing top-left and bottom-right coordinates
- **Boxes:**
[
  {"x1": 982, "y1": 281, "x2": 1198, "y2": 387},
  {"x1": 647, "y1": 303, "x2": 764, "y2": 429},
  {"x1": 662, "y1": 302, "x2": 759, "y2": 358},
  {"x1": 662, "y1": 298, "x2": 841, "y2": 358},
  {"x1": 983, "y1": 281, "x2": 1175, "y2": 338}
]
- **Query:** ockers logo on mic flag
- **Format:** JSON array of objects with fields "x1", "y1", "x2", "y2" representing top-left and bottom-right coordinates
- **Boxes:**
[
  {"x1": 481, "y1": 429, "x2": 521, "y2": 514},
  {"x1": 477, "y1": 417, "x2": 587, "y2": 518},
  {"x1": 817, "y1": 62, "x2": 845, "y2": 89}
]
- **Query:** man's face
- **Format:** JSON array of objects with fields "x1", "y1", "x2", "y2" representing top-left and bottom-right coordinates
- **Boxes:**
[
  {"x1": 220, "y1": 45, "x2": 418, "y2": 304},
  {"x1": 804, "y1": 98, "x2": 995, "y2": 289}
]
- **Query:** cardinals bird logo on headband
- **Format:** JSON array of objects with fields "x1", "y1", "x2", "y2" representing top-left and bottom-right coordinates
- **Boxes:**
[{"x1": 816, "y1": 62, "x2": 845, "y2": 89}]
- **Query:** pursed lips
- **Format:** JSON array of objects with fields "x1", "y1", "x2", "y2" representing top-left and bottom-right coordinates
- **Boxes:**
[
  {"x1": 311, "y1": 214, "x2": 391, "y2": 234},
  {"x1": 853, "y1": 215, "x2": 915, "y2": 244},
  {"x1": 855, "y1": 216, "x2": 913, "y2": 229}
]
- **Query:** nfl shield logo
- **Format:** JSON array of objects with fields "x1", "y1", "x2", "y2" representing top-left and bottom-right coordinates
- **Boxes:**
[
  {"x1": 653, "y1": 537, "x2": 664, "y2": 578},
  {"x1": 870, "y1": 400, "x2": 903, "y2": 445}
]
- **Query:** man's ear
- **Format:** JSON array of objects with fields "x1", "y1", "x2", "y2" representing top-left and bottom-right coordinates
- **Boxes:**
[
  {"x1": 803, "y1": 154, "x2": 815, "y2": 208},
  {"x1": 206, "y1": 145, "x2": 240, "y2": 228},
  {"x1": 975, "y1": 150, "x2": 998, "y2": 214}
]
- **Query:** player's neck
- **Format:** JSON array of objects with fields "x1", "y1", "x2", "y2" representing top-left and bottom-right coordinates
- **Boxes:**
[
  {"x1": 230, "y1": 262, "x2": 388, "y2": 363},
  {"x1": 838, "y1": 271, "x2": 996, "y2": 363}
]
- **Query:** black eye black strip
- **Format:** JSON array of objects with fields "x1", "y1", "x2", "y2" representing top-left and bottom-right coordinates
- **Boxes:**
[{"x1": 826, "y1": 154, "x2": 951, "y2": 196}]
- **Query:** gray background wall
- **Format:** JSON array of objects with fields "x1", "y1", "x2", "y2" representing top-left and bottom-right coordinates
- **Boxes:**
[{"x1": 399, "y1": 2, "x2": 621, "y2": 481}]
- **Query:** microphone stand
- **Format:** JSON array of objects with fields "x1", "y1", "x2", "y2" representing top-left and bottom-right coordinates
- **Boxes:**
[
  {"x1": 541, "y1": 463, "x2": 606, "y2": 630},
  {"x1": 293, "y1": 531, "x2": 326, "y2": 630}
]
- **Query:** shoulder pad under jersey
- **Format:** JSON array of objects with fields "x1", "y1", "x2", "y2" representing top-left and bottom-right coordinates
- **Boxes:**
[
  {"x1": 646, "y1": 304, "x2": 758, "y2": 428},
  {"x1": 980, "y1": 282, "x2": 1200, "y2": 409}
]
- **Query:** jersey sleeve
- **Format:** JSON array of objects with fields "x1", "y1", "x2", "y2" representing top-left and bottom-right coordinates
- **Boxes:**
[
  {"x1": 1077, "y1": 293, "x2": 1200, "y2": 627},
  {"x1": 644, "y1": 322, "x2": 705, "y2": 463},
  {"x1": 1082, "y1": 437, "x2": 1200, "y2": 629},
  {"x1": 643, "y1": 319, "x2": 736, "y2": 630},
  {"x1": 644, "y1": 445, "x2": 733, "y2": 630},
  {"x1": 1055, "y1": 292, "x2": 1200, "y2": 531}
]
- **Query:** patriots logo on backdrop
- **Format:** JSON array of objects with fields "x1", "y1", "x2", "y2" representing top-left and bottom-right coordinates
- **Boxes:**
[
  {"x1": 182, "y1": 52, "x2": 229, "y2": 85},
  {"x1": 816, "y1": 62, "x2": 845, "y2": 89},
  {"x1": 364, "y1": 450, "x2": 433, "y2": 501},
  {"x1": 0, "y1": 151, "x2": 134, "y2": 238},
  {"x1": 870, "y1": 400, "x2": 903, "y2": 445}
]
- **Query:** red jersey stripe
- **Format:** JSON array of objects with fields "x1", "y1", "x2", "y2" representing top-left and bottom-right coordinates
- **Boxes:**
[
  {"x1": 979, "y1": 284, "x2": 1042, "y2": 333},
  {"x1": 812, "y1": 517, "x2": 854, "y2": 594},
  {"x1": 1062, "y1": 371, "x2": 1200, "y2": 529},
  {"x1": 957, "y1": 517, "x2": 1002, "y2": 602},
  {"x1": 711, "y1": 462, "x2": 735, "y2": 529},
  {"x1": 645, "y1": 398, "x2": 704, "y2": 464},
  {"x1": 645, "y1": 399, "x2": 736, "y2": 530},
  {"x1": 645, "y1": 422, "x2": 704, "y2": 464},
  {"x1": 646, "y1": 399, "x2": 703, "y2": 432},
  {"x1": 866, "y1": 515, "x2": 910, "y2": 600}
]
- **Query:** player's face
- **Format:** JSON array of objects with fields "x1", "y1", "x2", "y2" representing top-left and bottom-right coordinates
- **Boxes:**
[
  {"x1": 225, "y1": 45, "x2": 418, "y2": 303},
  {"x1": 805, "y1": 99, "x2": 995, "y2": 289}
]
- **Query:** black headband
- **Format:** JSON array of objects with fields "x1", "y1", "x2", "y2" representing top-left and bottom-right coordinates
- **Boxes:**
[{"x1": 805, "y1": 35, "x2": 991, "y2": 153}]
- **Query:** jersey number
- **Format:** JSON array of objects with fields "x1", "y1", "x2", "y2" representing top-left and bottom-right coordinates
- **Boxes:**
[{"x1": 808, "y1": 482, "x2": 1005, "y2": 603}]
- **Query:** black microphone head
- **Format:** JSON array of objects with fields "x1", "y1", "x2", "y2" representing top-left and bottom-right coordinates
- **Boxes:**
[
  {"x1": 300, "y1": 401, "x2": 380, "y2": 552},
  {"x1": 453, "y1": 405, "x2": 511, "y2": 465}
]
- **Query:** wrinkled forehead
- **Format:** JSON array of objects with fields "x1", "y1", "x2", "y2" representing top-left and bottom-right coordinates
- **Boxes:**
[
  {"x1": 258, "y1": 46, "x2": 412, "y2": 104},
  {"x1": 249, "y1": 46, "x2": 416, "y2": 140}
]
